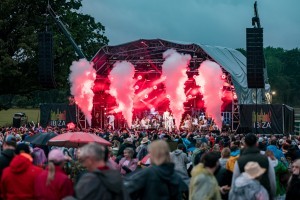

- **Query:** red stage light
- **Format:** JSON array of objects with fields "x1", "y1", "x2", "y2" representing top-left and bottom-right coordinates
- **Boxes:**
[
  {"x1": 137, "y1": 75, "x2": 142, "y2": 80},
  {"x1": 144, "y1": 94, "x2": 148, "y2": 98},
  {"x1": 221, "y1": 74, "x2": 226, "y2": 79},
  {"x1": 188, "y1": 95, "x2": 192, "y2": 99},
  {"x1": 153, "y1": 85, "x2": 157, "y2": 90},
  {"x1": 135, "y1": 85, "x2": 139, "y2": 90},
  {"x1": 166, "y1": 95, "x2": 170, "y2": 99}
]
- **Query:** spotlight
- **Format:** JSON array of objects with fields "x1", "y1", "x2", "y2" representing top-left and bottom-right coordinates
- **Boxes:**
[
  {"x1": 137, "y1": 75, "x2": 142, "y2": 80},
  {"x1": 144, "y1": 94, "x2": 148, "y2": 98},
  {"x1": 166, "y1": 95, "x2": 170, "y2": 99},
  {"x1": 221, "y1": 74, "x2": 226, "y2": 79},
  {"x1": 188, "y1": 95, "x2": 192, "y2": 99},
  {"x1": 233, "y1": 93, "x2": 238, "y2": 100},
  {"x1": 135, "y1": 85, "x2": 139, "y2": 90},
  {"x1": 153, "y1": 85, "x2": 157, "y2": 90}
]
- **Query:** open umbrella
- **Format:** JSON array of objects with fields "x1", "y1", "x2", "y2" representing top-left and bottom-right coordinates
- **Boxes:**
[
  {"x1": 24, "y1": 132, "x2": 58, "y2": 146},
  {"x1": 47, "y1": 132, "x2": 111, "y2": 148}
]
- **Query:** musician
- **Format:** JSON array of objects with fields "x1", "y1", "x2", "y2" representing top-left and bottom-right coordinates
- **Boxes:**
[
  {"x1": 163, "y1": 110, "x2": 170, "y2": 130},
  {"x1": 107, "y1": 113, "x2": 115, "y2": 130}
]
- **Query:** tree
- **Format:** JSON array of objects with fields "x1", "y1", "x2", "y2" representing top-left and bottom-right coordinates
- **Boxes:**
[{"x1": 0, "y1": 0, "x2": 108, "y2": 97}]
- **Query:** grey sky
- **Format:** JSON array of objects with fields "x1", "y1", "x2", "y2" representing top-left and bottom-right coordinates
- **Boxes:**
[{"x1": 81, "y1": 0, "x2": 300, "y2": 49}]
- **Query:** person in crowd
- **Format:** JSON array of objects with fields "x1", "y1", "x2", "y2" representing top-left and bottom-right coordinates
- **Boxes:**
[
  {"x1": 189, "y1": 152, "x2": 222, "y2": 200},
  {"x1": 119, "y1": 147, "x2": 138, "y2": 176},
  {"x1": 64, "y1": 142, "x2": 127, "y2": 200},
  {"x1": 211, "y1": 144, "x2": 221, "y2": 158},
  {"x1": 231, "y1": 133, "x2": 276, "y2": 199},
  {"x1": 229, "y1": 161, "x2": 269, "y2": 200},
  {"x1": 267, "y1": 137, "x2": 288, "y2": 167},
  {"x1": 226, "y1": 143, "x2": 240, "y2": 172},
  {"x1": 32, "y1": 145, "x2": 47, "y2": 167},
  {"x1": 0, "y1": 135, "x2": 16, "y2": 179},
  {"x1": 192, "y1": 142, "x2": 208, "y2": 166},
  {"x1": 286, "y1": 159, "x2": 300, "y2": 200},
  {"x1": 0, "y1": 143, "x2": 42, "y2": 199},
  {"x1": 124, "y1": 140, "x2": 187, "y2": 200},
  {"x1": 219, "y1": 147, "x2": 230, "y2": 168},
  {"x1": 170, "y1": 143, "x2": 191, "y2": 186},
  {"x1": 136, "y1": 137, "x2": 149, "y2": 161},
  {"x1": 34, "y1": 149, "x2": 74, "y2": 200},
  {"x1": 116, "y1": 137, "x2": 136, "y2": 163}
]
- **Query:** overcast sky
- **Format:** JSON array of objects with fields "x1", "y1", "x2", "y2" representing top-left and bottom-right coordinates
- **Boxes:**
[{"x1": 80, "y1": 0, "x2": 300, "y2": 50}]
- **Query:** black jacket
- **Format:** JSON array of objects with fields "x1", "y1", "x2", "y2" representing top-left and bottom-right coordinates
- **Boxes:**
[
  {"x1": 124, "y1": 163, "x2": 187, "y2": 200},
  {"x1": 286, "y1": 175, "x2": 300, "y2": 200},
  {"x1": 238, "y1": 147, "x2": 271, "y2": 196},
  {"x1": 0, "y1": 149, "x2": 15, "y2": 178}
]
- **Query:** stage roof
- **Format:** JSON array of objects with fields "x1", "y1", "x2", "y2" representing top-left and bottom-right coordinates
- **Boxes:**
[{"x1": 91, "y1": 39, "x2": 266, "y2": 104}]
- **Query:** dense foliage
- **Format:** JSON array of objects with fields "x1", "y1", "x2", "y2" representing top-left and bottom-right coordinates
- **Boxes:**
[{"x1": 0, "y1": 0, "x2": 108, "y2": 108}]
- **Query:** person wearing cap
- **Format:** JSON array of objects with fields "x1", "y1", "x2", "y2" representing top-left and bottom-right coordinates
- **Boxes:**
[
  {"x1": 231, "y1": 133, "x2": 276, "y2": 199},
  {"x1": 0, "y1": 143, "x2": 42, "y2": 199},
  {"x1": 229, "y1": 161, "x2": 269, "y2": 200},
  {"x1": 34, "y1": 149, "x2": 74, "y2": 200},
  {"x1": 0, "y1": 135, "x2": 16, "y2": 179}
]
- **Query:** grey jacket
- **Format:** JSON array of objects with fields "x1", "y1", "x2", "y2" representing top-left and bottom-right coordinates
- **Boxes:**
[{"x1": 170, "y1": 149, "x2": 190, "y2": 186}]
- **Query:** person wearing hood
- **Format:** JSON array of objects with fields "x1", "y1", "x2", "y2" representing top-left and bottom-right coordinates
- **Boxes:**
[
  {"x1": 124, "y1": 140, "x2": 187, "y2": 200},
  {"x1": 266, "y1": 138, "x2": 288, "y2": 167},
  {"x1": 64, "y1": 142, "x2": 128, "y2": 200},
  {"x1": 229, "y1": 161, "x2": 269, "y2": 200},
  {"x1": 0, "y1": 143, "x2": 42, "y2": 199},
  {"x1": 170, "y1": 143, "x2": 191, "y2": 186},
  {"x1": 0, "y1": 135, "x2": 16, "y2": 179},
  {"x1": 226, "y1": 144, "x2": 240, "y2": 172}
]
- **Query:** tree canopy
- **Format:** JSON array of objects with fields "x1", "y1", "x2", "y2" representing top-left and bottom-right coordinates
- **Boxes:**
[{"x1": 0, "y1": 0, "x2": 108, "y2": 97}]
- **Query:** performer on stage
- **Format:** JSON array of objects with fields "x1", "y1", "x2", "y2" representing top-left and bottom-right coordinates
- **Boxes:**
[
  {"x1": 163, "y1": 110, "x2": 170, "y2": 130},
  {"x1": 167, "y1": 113, "x2": 174, "y2": 132},
  {"x1": 107, "y1": 113, "x2": 115, "y2": 130}
]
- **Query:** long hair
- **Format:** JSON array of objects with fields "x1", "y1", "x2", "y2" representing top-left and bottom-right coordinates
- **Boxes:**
[{"x1": 46, "y1": 162, "x2": 56, "y2": 186}]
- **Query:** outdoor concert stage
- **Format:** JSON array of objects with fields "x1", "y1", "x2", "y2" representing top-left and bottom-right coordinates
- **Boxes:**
[{"x1": 88, "y1": 39, "x2": 269, "y2": 132}]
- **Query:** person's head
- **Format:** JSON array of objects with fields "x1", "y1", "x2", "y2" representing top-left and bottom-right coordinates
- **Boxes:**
[
  {"x1": 244, "y1": 161, "x2": 266, "y2": 180},
  {"x1": 292, "y1": 159, "x2": 300, "y2": 176},
  {"x1": 212, "y1": 144, "x2": 220, "y2": 152},
  {"x1": 3, "y1": 135, "x2": 16, "y2": 150},
  {"x1": 245, "y1": 133, "x2": 257, "y2": 147},
  {"x1": 46, "y1": 149, "x2": 67, "y2": 185},
  {"x1": 123, "y1": 147, "x2": 134, "y2": 159},
  {"x1": 265, "y1": 150, "x2": 276, "y2": 160},
  {"x1": 78, "y1": 142, "x2": 106, "y2": 172},
  {"x1": 177, "y1": 143, "x2": 185, "y2": 151},
  {"x1": 149, "y1": 140, "x2": 171, "y2": 166},
  {"x1": 221, "y1": 147, "x2": 231, "y2": 158},
  {"x1": 201, "y1": 152, "x2": 220, "y2": 173},
  {"x1": 15, "y1": 143, "x2": 30, "y2": 155}
]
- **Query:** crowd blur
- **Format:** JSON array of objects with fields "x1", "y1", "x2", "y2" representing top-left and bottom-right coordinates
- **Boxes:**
[{"x1": 1, "y1": 125, "x2": 300, "y2": 200}]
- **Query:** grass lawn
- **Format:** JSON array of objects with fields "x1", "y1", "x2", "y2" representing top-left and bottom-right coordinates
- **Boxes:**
[{"x1": 0, "y1": 108, "x2": 40, "y2": 127}]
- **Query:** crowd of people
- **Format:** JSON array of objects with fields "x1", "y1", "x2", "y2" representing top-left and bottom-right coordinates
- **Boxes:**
[{"x1": 1, "y1": 125, "x2": 300, "y2": 200}]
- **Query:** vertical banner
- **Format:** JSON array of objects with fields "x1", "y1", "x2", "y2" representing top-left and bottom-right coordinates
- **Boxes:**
[
  {"x1": 240, "y1": 104, "x2": 283, "y2": 134},
  {"x1": 40, "y1": 104, "x2": 76, "y2": 128},
  {"x1": 284, "y1": 105, "x2": 294, "y2": 134}
]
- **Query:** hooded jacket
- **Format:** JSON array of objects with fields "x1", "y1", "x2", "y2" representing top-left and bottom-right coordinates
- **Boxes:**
[
  {"x1": 229, "y1": 173, "x2": 269, "y2": 200},
  {"x1": 74, "y1": 168, "x2": 128, "y2": 200},
  {"x1": 0, "y1": 149, "x2": 15, "y2": 178},
  {"x1": 189, "y1": 164, "x2": 221, "y2": 200},
  {"x1": 124, "y1": 163, "x2": 187, "y2": 200},
  {"x1": 170, "y1": 149, "x2": 190, "y2": 186},
  {"x1": 0, "y1": 153, "x2": 42, "y2": 200}
]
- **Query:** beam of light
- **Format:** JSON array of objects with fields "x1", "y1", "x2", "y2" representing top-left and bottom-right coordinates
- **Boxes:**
[
  {"x1": 69, "y1": 59, "x2": 96, "y2": 126},
  {"x1": 108, "y1": 61, "x2": 135, "y2": 127},
  {"x1": 162, "y1": 49, "x2": 191, "y2": 129},
  {"x1": 194, "y1": 60, "x2": 224, "y2": 129}
]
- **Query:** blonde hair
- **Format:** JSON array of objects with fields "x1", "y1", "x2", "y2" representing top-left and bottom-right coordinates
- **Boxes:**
[
  {"x1": 148, "y1": 140, "x2": 171, "y2": 166},
  {"x1": 46, "y1": 162, "x2": 56, "y2": 186},
  {"x1": 221, "y1": 147, "x2": 231, "y2": 158}
]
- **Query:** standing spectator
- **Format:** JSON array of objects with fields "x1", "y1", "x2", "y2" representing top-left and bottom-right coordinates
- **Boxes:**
[
  {"x1": 219, "y1": 147, "x2": 230, "y2": 168},
  {"x1": 0, "y1": 143, "x2": 42, "y2": 199},
  {"x1": 231, "y1": 133, "x2": 276, "y2": 199},
  {"x1": 189, "y1": 152, "x2": 222, "y2": 200},
  {"x1": 265, "y1": 150, "x2": 289, "y2": 200},
  {"x1": 267, "y1": 138, "x2": 288, "y2": 167},
  {"x1": 34, "y1": 149, "x2": 74, "y2": 200},
  {"x1": 0, "y1": 135, "x2": 16, "y2": 178},
  {"x1": 64, "y1": 143, "x2": 127, "y2": 200},
  {"x1": 226, "y1": 144, "x2": 240, "y2": 172},
  {"x1": 136, "y1": 137, "x2": 149, "y2": 161},
  {"x1": 119, "y1": 147, "x2": 138, "y2": 176},
  {"x1": 124, "y1": 140, "x2": 187, "y2": 200},
  {"x1": 286, "y1": 159, "x2": 300, "y2": 200},
  {"x1": 32, "y1": 145, "x2": 47, "y2": 167},
  {"x1": 170, "y1": 143, "x2": 191, "y2": 186},
  {"x1": 229, "y1": 161, "x2": 269, "y2": 200}
]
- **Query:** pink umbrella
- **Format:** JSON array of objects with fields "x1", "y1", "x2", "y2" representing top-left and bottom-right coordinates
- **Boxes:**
[{"x1": 47, "y1": 132, "x2": 111, "y2": 148}]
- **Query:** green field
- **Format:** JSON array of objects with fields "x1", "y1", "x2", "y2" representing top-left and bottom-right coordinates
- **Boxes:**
[{"x1": 0, "y1": 108, "x2": 40, "y2": 127}]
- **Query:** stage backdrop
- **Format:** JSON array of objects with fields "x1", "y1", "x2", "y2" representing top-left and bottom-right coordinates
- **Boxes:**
[
  {"x1": 40, "y1": 104, "x2": 76, "y2": 128},
  {"x1": 239, "y1": 104, "x2": 294, "y2": 134}
]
